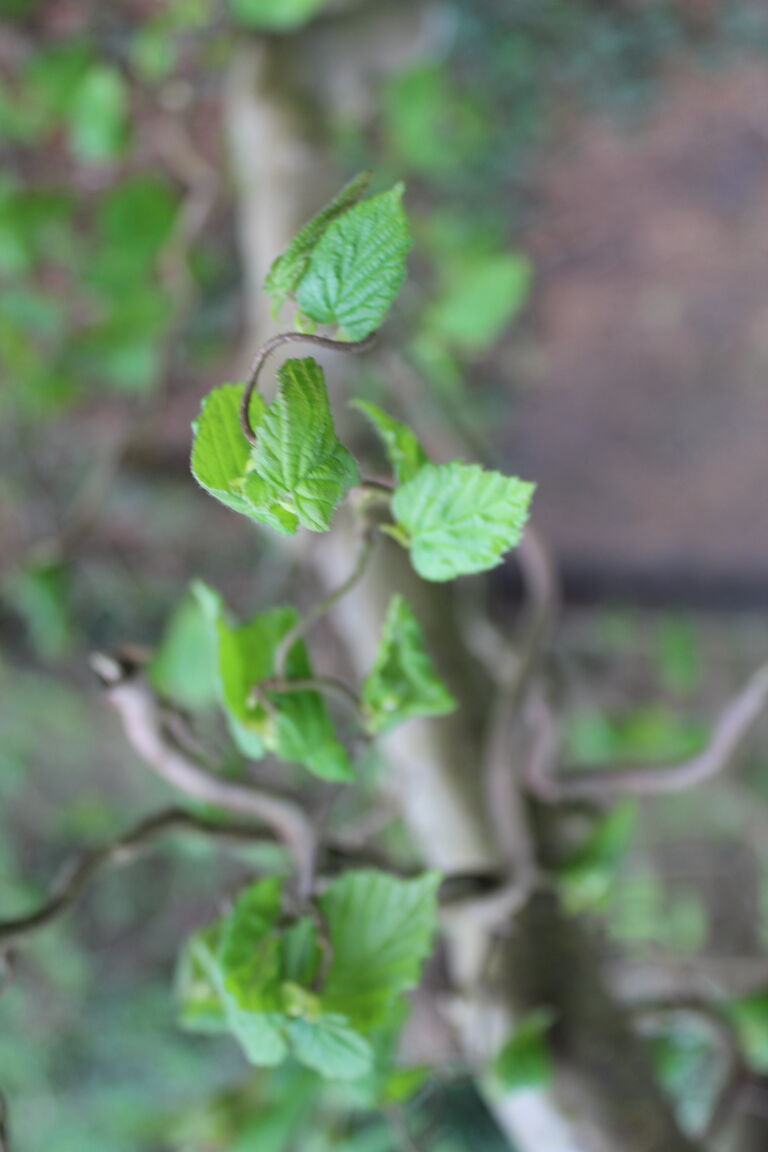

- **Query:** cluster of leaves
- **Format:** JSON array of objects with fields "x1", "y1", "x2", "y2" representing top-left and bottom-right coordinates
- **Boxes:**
[
  {"x1": 177, "y1": 175, "x2": 538, "y2": 1088},
  {"x1": 192, "y1": 177, "x2": 534, "y2": 579},
  {"x1": 176, "y1": 869, "x2": 440, "y2": 1081}
]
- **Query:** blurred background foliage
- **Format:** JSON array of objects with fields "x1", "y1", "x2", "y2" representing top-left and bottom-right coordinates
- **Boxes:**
[{"x1": 3, "y1": 0, "x2": 768, "y2": 1148}]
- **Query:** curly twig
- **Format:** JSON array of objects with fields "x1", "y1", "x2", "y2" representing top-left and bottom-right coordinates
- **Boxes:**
[
  {"x1": 239, "y1": 330, "x2": 377, "y2": 444},
  {"x1": 531, "y1": 663, "x2": 768, "y2": 801},
  {"x1": 273, "y1": 525, "x2": 375, "y2": 678},
  {"x1": 0, "y1": 808, "x2": 270, "y2": 945}
]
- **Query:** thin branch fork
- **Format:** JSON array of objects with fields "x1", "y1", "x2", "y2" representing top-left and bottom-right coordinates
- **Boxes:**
[
  {"x1": 0, "y1": 808, "x2": 271, "y2": 946},
  {"x1": 94, "y1": 656, "x2": 316, "y2": 889},
  {"x1": 530, "y1": 663, "x2": 768, "y2": 802}
]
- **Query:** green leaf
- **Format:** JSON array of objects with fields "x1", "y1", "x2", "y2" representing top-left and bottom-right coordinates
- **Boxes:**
[
  {"x1": 425, "y1": 253, "x2": 531, "y2": 353},
  {"x1": 288, "y1": 1016, "x2": 374, "y2": 1080},
  {"x1": 219, "y1": 878, "x2": 283, "y2": 1012},
  {"x1": 559, "y1": 803, "x2": 637, "y2": 913},
  {"x1": 362, "y1": 595, "x2": 455, "y2": 734},
  {"x1": 67, "y1": 65, "x2": 129, "y2": 163},
  {"x1": 149, "y1": 589, "x2": 219, "y2": 709},
  {"x1": 188, "y1": 918, "x2": 285, "y2": 1067},
  {"x1": 318, "y1": 870, "x2": 440, "y2": 1031},
  {"x1": 245, "y1": 358, "x2": 358, "y2": 534},
  {"x1": 279, "y1": 917, "x2": 322, "y2": 988},
  {"x1": 175, "y1": 926, "x2": 228, "y2": 1034},
  {"x1": 191, "y1": 383, "x2": 263, "y2": 516},
  {"x1": 494, "y1": 1009, "x2": 555, "y2": 1091},
  {"x1": 230, "y1": 0, "x2": 330, "y2": 31},
  {"x1": 392, "y1": 462, "x2": 535, "y2": 582},
  {"x1": 195, "y1": 583, "x2": 353, "y2": 780},
  {"x1": 297, "y1": 185, "x2": 410, "y2": 340},
  {"x1": 351, "y1": 399, "x2": 428, "y2": 485},
  {"x1": 265, "y1": 172, "x2": 371, "y2": 313}
]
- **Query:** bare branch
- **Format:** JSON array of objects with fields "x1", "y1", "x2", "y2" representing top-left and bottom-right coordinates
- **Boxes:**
[
  {"x1": 482, "y1": 526, "x2": 559, "y2": 878},
  {"x1": 94, "y1": 657, "x2": 316, "y2": 888},
  {"x1": 0, "y1": 807, "x2": 270, "y2": 945},
  {"x1": 532, "y1": 664, "x2": 768, "y2": 801}
]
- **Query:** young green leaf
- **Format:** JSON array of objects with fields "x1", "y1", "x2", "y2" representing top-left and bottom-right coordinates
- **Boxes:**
[
  {"x1": 175, "y1": 926, "x2": 228, "y2": 1035},
  {"x1": 219, "y1": 878, "x2": 283, "y2": 1012},
  {"x1": 424, "y1": 252, "x2": 531, "y2": 353},
  {"x1": 493, "y1": 1009, "x2": 555, "y2": 1092},
  {"x1": 265, "y1": 171, "x2": 371, "y2": 313},
  {"x1": 245, "y1": 358, "x2": 359, "y2": 534},
  {"x1": 391, "y1": 462, "x2": 534, "y2": 581},
  {"x1": 288, "y1": 1016, "x2": 374, "y2": 1080},
  {"x1": 231, "y1": 0, "x2": 330, "y2": 31},
  {"x1": 351, "y1": 399, "x2": 428, "y2": 485},
  {"x1": 296, "y1": 184, "x2": 410, "y2": 340},
  {"x1": 194, "y1": 583, "x2": 353, "y2": 780},
  {"x1": 362, "y1": 595, "x2": 455, "y2": 734},
  {"x1": 317, "y1": 869, "x2": 441, "y2": 1031},
  {"x1": 149, "y1": 589, "x2": 219, "y2": 710},
  {"x1": 190, "y1": 382, "x2": 263, "y2": 516}
]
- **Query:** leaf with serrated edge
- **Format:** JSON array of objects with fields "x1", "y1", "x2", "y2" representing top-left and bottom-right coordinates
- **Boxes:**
[
  {"x1": 318, "y1": 869, "x2": 440, "y2": 1031},
  {"x1": 297, "y1": 184, "x2": 411, "y2": 339},
  {"x1": 352, "y1": 399, "x2": 428, "y2": 484},
  {"x1": 245, "y1": 357, "x2": 358, "y2": 533},
  {"x1": 265, "y1": 171, "x2": 371, "y2": 313},
  {"x1": 363, "y1": 595, "x2": 455, "y2": 734},
  {"x1": 392, "y1": 461, "x2": 534, "y2": 581}
]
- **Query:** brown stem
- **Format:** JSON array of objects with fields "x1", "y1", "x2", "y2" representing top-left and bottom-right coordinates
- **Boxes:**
[
  {"x1": 260, "y1": 675, "x2": 363, "y2": 716},
  {"x1": 239, "y1": 329, "x2": 377, "y2": 445},
  {"x1": 0, "y1": 808, "x2": 271, "y2": 945},
  {"x1": 273, "y1": 525, "x2": 375, "y2": 678}
]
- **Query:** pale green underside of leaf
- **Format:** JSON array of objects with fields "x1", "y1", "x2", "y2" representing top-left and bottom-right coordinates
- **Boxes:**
[
  {"x1": 362, "y1": 595, "x2": 455, "y2": 734},
  {"x1": 264, "y1": 171, "x2": 371, "y2": 312},
  {"x1": 193, "y1": 581, "x2": 353, "y2": 780},
  {"x1": 247, "y1": 357, "x2": 359, "y2": 534},
  {"x1": 296, "y1": 184, "x2": 411, "y2": 340},
  {"x1": 317, "y1": 869, "x2": 441, "y2": 1031},
  {"x1": 351, "y1": 398, "x2": 428, "y2": 485},
  {"x1": 425, "y1": 252, "x2": 532, "y2": 353},
  {"x1": 392, "y1": 461, "x2": 535, "y2": 581}
]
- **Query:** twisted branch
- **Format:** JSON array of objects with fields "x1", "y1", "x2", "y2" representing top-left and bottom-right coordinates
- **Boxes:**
[
  {"x1": 0, "y1": 808, "x2": 270, "y2": 945},
  {"x1": 94, "y1": 655, "x2": 316, "y2": 889},
  {"x1": 531, "y1": 664, "x2": 768, "y2": 801}
]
